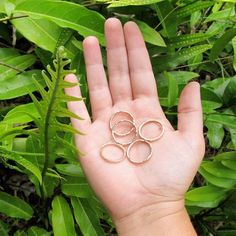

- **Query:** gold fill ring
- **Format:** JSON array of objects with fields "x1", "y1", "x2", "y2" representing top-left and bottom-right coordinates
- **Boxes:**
[
  {"x1": 127, "y1": 139, "x2": 152, "y2": 164},
  {"x1": 112, "y1": 119, "x2": 136, "y2": 136},
  {"x1": 112, "y1": 120, "x2": 137, "y2": 146},
  {"x1": 109, "y1": 111, "x2": 135, "y2": 130},
  {"x1": 138, "y1": 119, "x2": 164, "y2": 142},
  {"x1": 100, "y1": 143, "x2": 126, "y2": 163}
]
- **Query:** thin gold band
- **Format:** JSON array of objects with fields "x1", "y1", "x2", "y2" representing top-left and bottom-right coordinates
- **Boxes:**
[
  {"x1": 127, "y1": 139, "x2": 152, "y2": 164},
  {"x1": 100, "y1": 142, "x2": 126, "y2": 163},
  {"x1": 138, "y1": 119, "x2": 164, "y2": 142}
]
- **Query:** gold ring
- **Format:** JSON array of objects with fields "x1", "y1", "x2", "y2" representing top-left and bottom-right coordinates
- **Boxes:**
[
  {"x1": 112, "y1": 122, "x2": 137, "y2": 146},
  {"x1": 138, "y1": 119, "x2": 164, "y2": 142},
  {"x1": 109, "y1": 111, "x2": 135, "y2": 130},
  {"x1": 127, "y1": 139, "x2": 152, "y2": 164},
  {"x1": 100, "y1": 142, "x2": 126, "y2": 163},
  {"x1": 112, "y1": 119, "x2": 136, "y2": 136}
]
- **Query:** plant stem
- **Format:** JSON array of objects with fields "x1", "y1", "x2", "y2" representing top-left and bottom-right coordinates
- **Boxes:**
[
  {"x1": 0, "y1": 15, "x2": 28, "y2": 23},
  {"x1": 41, "y1": 53, "x2": 62, "y2": 198}
]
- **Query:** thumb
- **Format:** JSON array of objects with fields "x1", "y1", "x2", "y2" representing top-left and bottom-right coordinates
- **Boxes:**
[{"x1": 177, "y1": 82, "x2": 204, "y2": 145}]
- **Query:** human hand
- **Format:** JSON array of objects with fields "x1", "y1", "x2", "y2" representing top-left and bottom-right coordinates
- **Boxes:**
[{"x1": 65, "y1": 18, "x2": 205, "y2": 235}]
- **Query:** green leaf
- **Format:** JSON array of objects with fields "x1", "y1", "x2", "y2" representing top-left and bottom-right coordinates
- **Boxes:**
[
  {"x1": 0, "y1": 54, "x2": 36, "y2": 81},
  {"x1": 157, "y1": 71, "x2": 199, "y2": 87},
  {"x1": 71, "y1": 197, "x2": 105, "y2": 236},
  {"x1": 202, "y1": 162, "x2": 236, "y2": 179},
  {"x1": 12, "y1": 17, "x2": 59, "y2": 51},
  {"x1": 206, "y1": 121, "x2": 224, "y2": 148},
  {"x1": 5, "y1": 1, "x2": 15, "y2": 16},
  {"x1": 25, "y1": 135, "x2": 44, "y2": 170},
  {"x1": 61, "y1": 177, "x2": 92, "y2": 198},
  {"x1": 154, "y1": 1, "x2": 177, "y2": 38},
  {"x1": 0, "y1": 221, "x2": 9, "y2": 236},
  {"x1": 223, "y1": 77, "x2": 236, "y2": 106},
  {"x1": 0, "y1": 70, "x2": 45, "y2": 100},
  {"x1": 210, "y1": 28, "x2": 236, "y2": 61},
  {"x1": 107, "y1": 0, "x2": 164, "y2": 7},
  {"x1": 41, "y1": 175, "x2": 59, "y2": 198},
  {"x1": 153, "y1": 44, "x2": 212, "y2": 72},
  {"x1": 14, "y1": 230, "x2": 27, "y2": 236},
  {"x1": 0, "y1": 191, "x2": 33, "y2": 219},
  {"x1": 4, "y1": 103, "x2": 39, "y2": 124},
  {"x1": 204, "y1": 7, "x2": 235, "y2": 23},
  {"x1": 188, "y1": 52, "x2": 203, "y2": 71},
  {"x1": 15, "y1": 0, "x2": 105, "y2": 45},
  {"x1": 185, "y1": 186, "x2": 226, "y2": 208},
  {"x1": 190, "y1": 11, "x2": 202, "y2": 29},
  {"x1": 233, "y1": 36, "x2": 236, "y2": 71},
  {"x1": 202, "y1": 76, "x2": 231, "y2": 98},
  {"x1": 222, "y1": 160, "x2": 236, "y2": 171},
  {"x1": 205, "y1": 113, "x2": 236, "y2": 129},
  {"x1": 169, "y1": 32, "x2": 215, "y2": 48},
  {"x1": 217, "y1": 0, "x2": 236, "y2": 2},
  {"x1": 176, "y1": 1, "x2": 214, "y2": 19},
  {"x1": 0, "y1": 147, "x2": 42, "y2": 184},
  {"x1": 135, "y1": 20, "x2": 166, "y2": 47},
  {"x1": 165, "y1": 71, "x2": 178, "y2": 107},
  {"x1": 229, "y1": 128, "x2": 236, "y2": 150},
  {"x1": 54, "y1": 28, "x2": 74, "y2": 56},
  {"x1": 214, "y1": 151, "x2": 236, "y2": 161},
  {"x1": 51, "y1": 196, "x2": 76, "y2": 236},
  {"x1": 0, "y1": 48, "x2": 19, "y2": 60},
  {"x1": 201, "y1": 87, "x2": 223, "y2": 113},
  {"x1": 12, "y1": 17, "x2": 76, "y2": 59},
  {"x1": 0, "y1": 0, "x2": 7, "y2": 13},
  {"x1": 55, "y1": 164, "x2": 84, "y2": 177},
  {"x1": 199, "y1": 166, "x2": 236, "y2": 188},
  {"x1": 27, "y1": 226, "x2": 51, "y2": 236}
]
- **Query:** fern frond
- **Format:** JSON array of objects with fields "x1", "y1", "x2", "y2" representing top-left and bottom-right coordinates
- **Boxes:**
[{"x1": 29, "y1": 46, "x2": 82, "y2": 198}]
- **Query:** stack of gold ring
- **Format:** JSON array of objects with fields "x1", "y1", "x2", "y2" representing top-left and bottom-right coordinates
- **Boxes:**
[{"x1": 100, "y1": 111, "x2": 164, "y2": 164}]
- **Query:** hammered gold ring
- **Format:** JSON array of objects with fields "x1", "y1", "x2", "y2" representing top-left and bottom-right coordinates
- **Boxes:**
[
  {"x1": 112, "y1": 119, "x2": 136, "y2": 136},
  {"x1": 112, "y1": 121, "x2": 137, "y2": 146},
  {"x1": 109, "y1": 111, "x2": 135, "y2": 130}
]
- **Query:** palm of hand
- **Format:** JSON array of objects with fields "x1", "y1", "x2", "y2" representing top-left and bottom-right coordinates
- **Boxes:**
[{"x1": 65, "y1": 18, "x2": 205, "y2": 220}]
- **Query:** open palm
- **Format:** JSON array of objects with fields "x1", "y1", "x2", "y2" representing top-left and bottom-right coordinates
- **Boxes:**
[{"x1": 65, "y1": 18, "x2": 205, "y2": 221}]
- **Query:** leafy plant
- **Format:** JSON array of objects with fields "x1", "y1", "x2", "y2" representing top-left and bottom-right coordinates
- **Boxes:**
[{"x1": 0, "y1": 0, "x2": 236, "y2": 235}]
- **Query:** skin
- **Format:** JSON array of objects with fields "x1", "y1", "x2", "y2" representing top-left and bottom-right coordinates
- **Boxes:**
[{"x1": 64, "y1": 18, "x2": 205, "y2": 235}]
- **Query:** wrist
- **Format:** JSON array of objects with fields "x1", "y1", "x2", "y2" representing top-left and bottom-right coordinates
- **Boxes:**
[{"x1": 114, "y1": 200, "x2": 196, "y2": 236}]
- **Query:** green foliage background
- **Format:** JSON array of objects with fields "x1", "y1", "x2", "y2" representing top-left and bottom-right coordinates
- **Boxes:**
[{"x1": 0, "y1": 0, "x2": 236, "y2": 235}]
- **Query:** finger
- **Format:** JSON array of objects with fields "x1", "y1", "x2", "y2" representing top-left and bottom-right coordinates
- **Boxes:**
[
  {"x1": 83, "y1": 36, "x2": 112, "y2": 120},
  {"x1": 123, "y1": 21, "x2": 158, "y2": 100},
  {"x1": 64, "y1": 74, "x2": 91, "y2": 133},
  {"x1": 105, "y1": 18, "x2": 132, "y2": 103},
  {"x1": 177, "y1": 82, "x2": 203, "y2": 140}
]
